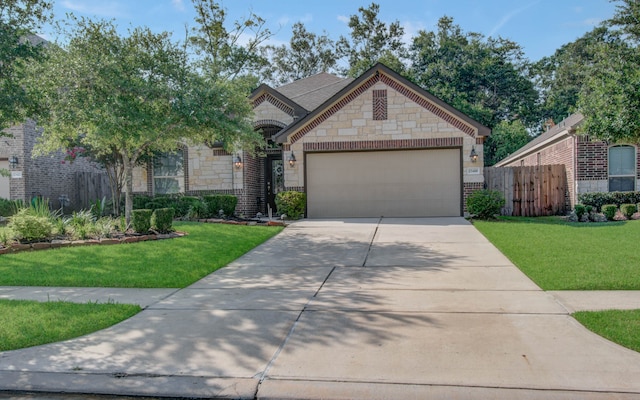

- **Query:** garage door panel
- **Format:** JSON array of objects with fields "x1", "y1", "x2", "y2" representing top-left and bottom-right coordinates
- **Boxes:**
[{"x1": 307, "y1": 149, "x2": 461, "y2": 218}]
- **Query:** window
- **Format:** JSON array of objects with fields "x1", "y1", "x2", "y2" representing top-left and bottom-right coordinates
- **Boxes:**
[
  {"x1": 608, "y1": 145, "x2": 636, "y2": 192},
  {"x1": 153, "y1": 150, "x2": 185, "y2": 194}
]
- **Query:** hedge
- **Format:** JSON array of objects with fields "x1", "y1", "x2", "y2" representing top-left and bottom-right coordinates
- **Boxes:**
[
  {"x1": 579, "y1": 191, "x2": 640, "y2": 212},
  {"x1": 275, "y1": 191, "x2": 306, "y2": 220},
  {"x1": 203, "y1": 195, "x2": 237, "y2": 218}
]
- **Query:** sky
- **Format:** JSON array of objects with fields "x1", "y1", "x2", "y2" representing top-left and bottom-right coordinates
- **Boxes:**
[{"x1": 43, "y1": 0, "x2": 618, "y2": 62}]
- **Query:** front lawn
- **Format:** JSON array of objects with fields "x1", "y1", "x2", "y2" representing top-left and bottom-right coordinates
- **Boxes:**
[
  {"x1": 574, "y1": 310, "x2": 640, "y2": 353},
  {"x1": 0, "y1": 222, "x2": 283, "y2": 288},
  {"x1": 473, "y1": 217, "x2": 640, "y2": 290},
  {"x1": 0, "y1": 300, "x2": 141, "y2": 351}
]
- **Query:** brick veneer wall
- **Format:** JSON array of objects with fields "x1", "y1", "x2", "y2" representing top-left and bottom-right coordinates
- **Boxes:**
[
  {"x1": 576, "y1": 136, "x2": 607, "y2": 181},
  {"x1": 1, "y1": 120, "x2": 103, "y2": 209},
  {"x1": 463, "y1": 182, "x2": 484, "y2": 213}
]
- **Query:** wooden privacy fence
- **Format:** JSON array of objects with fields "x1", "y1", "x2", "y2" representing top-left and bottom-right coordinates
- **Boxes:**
[
  {"x1": 484, "y1": 165, "x2": 568, "y2": 217},
  {"x1": 74, "y1": 171, "x2": 111, "y2": 211}
]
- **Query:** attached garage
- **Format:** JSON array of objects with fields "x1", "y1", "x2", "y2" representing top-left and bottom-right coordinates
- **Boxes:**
[
  {"x1": 306, "y1": 148, "x2": 462, "y2": 218},
  {"x1": 0, "y1": 159, "x2": 9, "y2": 200}
]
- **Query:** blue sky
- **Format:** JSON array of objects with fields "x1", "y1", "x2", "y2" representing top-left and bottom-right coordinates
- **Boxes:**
[{"x1": 44, "y1": 0, "x2": 617, "y2": 61}]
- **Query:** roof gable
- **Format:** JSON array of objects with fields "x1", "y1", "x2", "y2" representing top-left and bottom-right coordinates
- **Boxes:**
[
  {"x1": 250, "y1": 84, "x2": 307, "y2": 117},
  {"x1": 274, "y1": 63, "x2": 490, "y2": 144},
  {"x1": 494, "y1": 113, "x2": 584, "y2": 166}
]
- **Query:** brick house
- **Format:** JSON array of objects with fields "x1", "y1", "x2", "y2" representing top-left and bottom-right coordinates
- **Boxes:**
[
  {"x1": 1, "y1": 120, "x2": 102, "y2": 209},
  {"x1": 133, "y1": 63, "x2": 490, "y2": 218},
  {"x1": 494, "y1": 113, "x2": 639, "y2": 207}
]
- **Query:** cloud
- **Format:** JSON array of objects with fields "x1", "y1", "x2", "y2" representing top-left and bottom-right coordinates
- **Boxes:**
[
  {"x1": 401, "y1": 20, "x2": 425, "y2": 45},
  {"x1": 61, "y1": 0, "x2": 129, "y2": 18},
  {"x1": 489, "y1": 1, "x2": 540, "y2": 37},
  {"x1": 171, "y1": 0, "x2": 185, "y2": 12},
  {"x1": 277, "y1": 13, "x2": 313, "y2": 27},
  {"x1": 337, "y1": 15, "x2": 349, "y2": 24}
]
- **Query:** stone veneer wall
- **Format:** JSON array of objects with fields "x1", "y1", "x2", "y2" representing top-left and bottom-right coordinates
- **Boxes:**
[
  {"x1": 1, "y1": 121, "x2": 103, "y2": 209},
  {"x1": 283, "y1": 80, "x2": 484, "y2": 212}
]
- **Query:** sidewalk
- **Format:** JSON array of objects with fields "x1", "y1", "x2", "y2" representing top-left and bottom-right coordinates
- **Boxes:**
[
  {"x1": 3, "y1": 286, "x2": 640, "y2": 313},
  {"x1": 0, "y1": 287, "x2": 178, "y2": 309}
]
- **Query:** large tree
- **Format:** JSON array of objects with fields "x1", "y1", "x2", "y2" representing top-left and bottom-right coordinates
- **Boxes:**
[
  {"x1": 26, "y1": 17, "x2": 262, "y2": 223},
  {"x1": 578, "y1": 0, "x2": 640, "y2": 143},
  {"x1": 337, "y1": 2, "x2": 406, "y2": 77},
  {"x1": 264, "y1": 22, "x2": 343, "y2": 85},
  {"x1": 189, "y1": 0, "x2": 272, "y2": 81},
  {"x1": 0, "y1": 0, "x2": 52, "y2": 133},
  {"x1": 483, "y1": 120, "x2": 532, "y2": 166},
  {"x1": 531, "y1": 27, "x2": 612, "y2": 128},
  {"x1": 409, "y1": 16, "x2": 538, "y2": 130}
]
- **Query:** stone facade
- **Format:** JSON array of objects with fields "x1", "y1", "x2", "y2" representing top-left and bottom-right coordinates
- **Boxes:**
[
  {"x1": 1, "y1": 120, "x2": 102, "y2": 210},
  {"x1": 280, "y1": 74, "x2": 486, "y2": 214},
  {"x1": 134, "y1": 64, "x2": 490, "y2": 217}
]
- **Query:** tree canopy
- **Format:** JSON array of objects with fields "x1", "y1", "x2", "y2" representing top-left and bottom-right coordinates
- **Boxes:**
[
  {"x1": 26, "y1": 17, "x2": 261, "y2": 222},
  {"x1": 264, "y1": 22, "x2": 343, "y2": 85},
  {"x1": 0, "y1": 0, "x2": 52, "y2": 133},
  {"x1": 577, "y1": 0, "x2": 640, "y2": 144},
  {"x1": 408, "y1": 16, "x2": 538, "y2": 130},
  {"x1": 337, "y1": 2, "x2": 406, "y2": 77}
]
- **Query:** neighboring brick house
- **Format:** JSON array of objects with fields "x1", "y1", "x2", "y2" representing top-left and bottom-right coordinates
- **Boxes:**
[
  {"x1": 494, "y1": 113, "x2": 639, "y2": 208},
  {"x1": 0, "y1": 120, "x2": 102, "y2": 209},
  {"x1": 133, "y1": 63, "x2": 490, "y2": 218}
]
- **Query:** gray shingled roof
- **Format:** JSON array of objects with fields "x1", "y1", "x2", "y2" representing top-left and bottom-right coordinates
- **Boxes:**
[
  {"x1": 495, "y1": 113, "x2": 584, "y2": 166},
  {"x1": 275, "y1": 72, "x2": 354, "y2": 111}
]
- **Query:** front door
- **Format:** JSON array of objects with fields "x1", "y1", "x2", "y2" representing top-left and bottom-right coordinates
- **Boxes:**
[{"x1": 265, "y1": 154, "x2": 284, "y2": 215}]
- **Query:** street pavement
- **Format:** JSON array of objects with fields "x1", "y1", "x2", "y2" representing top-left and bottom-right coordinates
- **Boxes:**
[{"x1": 1, "y1": 217, "x2": 640, "y2": 399}]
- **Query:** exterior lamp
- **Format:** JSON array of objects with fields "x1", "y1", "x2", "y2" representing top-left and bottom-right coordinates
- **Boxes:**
[
  {"x1": 9, "y1": 155, "x2": 18, "y2": 169},
  {"x1": 288, "y1": 152, "x2": 296, "y2": 167},
  {"x1": 233, "y1": 154, "x2": 242, "y2": 169},
  {"x1": 469, "y1": 147, "x2": 478, "y2": 163}
]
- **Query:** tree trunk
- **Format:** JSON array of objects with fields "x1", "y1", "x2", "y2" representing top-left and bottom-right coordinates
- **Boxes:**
[{"x1": 122, "y1": 152, "x2": 134, "y2": 226}]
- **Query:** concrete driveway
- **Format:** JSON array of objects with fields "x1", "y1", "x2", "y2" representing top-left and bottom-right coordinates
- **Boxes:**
[{"x1": 1, "y1": 217, "x2": 640, "y2": 399}]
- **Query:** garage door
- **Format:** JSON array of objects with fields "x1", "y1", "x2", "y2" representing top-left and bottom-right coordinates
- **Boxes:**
[
  {"x1": 0, "y1": 160, "x2": 9, "y2": 200},
  {"x1": 306, "y1": 148, "x2": 461, "y2": 218}
]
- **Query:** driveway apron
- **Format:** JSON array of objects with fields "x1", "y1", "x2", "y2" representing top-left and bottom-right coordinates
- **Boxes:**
[{"x1": 1, "y1": 217, "x2": 640, "y2": 399}]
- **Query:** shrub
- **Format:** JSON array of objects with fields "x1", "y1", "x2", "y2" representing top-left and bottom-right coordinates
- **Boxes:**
[
  {"x1": 64, "y1": 210, "x2": 96, "y2": 240},
  {"x1": 275, "y1": 191, "x2": 306, "y2": 220},
  {"x1": 601, "y1": 204, "x2": 618, "y2": 221},
  {"x1": 8, "y1": 208, "x2": 54, "y2": 242},
  {"x1": 132, "y1": 209, "x2": 153, "y2": 233},
  {"x1": 0, "y1": 198, "x2": 19, "y2": 217},
  {"x1": 574, "y1": 204, "x2": 586, "y2": 221},
  {"x1": 620, "y1": 203, "x2": 637, "y2": 219},
  {"x1": 579, "y1": 191, "x2": 640, "y2": 211},
  {"x1": 188, "y1": 200, "x2": 207, "y2": 220},
  {"x1": 466, "y1": 190, "x2": 505, "y2": 219},
  {"x1": 133, "y1": 195, "x2": 153, "y2": 210},
  {"x1": 151, "y1": 208, "x2": 175, "y2": 233},
  {"x1": 203, "y1": 195, "x2": 238, "y2": 218}
]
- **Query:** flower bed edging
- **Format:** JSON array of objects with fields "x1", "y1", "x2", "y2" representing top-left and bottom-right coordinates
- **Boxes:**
[{"x1": 0, "y1": 232, "x2": 187, "y2": 255}]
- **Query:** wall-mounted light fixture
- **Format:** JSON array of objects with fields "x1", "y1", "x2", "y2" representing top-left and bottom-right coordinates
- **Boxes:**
[
  {"x1": 288, "y1": 152, "x2": 296, "y2": 167},
  {"x1": 233, "y1": 154, "x2": 242, "y2": 169},
  {"x1": 9, "y1": 155, "x2": 18, "y2": 169},
  {"x1": 469, "y1": 147, "x2": 478, "y2": 163}
]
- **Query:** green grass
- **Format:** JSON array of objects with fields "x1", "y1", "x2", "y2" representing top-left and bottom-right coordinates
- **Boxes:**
[
  {"x1": 473, "y1": 217, "x2": 640, "y2": 290},
  {"x1": 0, "y1": 222, "x2": 283, "y2": 288},
  {"x1": 573, "y1": 310, "x2": 640, "y2": 353},
  {"x1": 0, "y1": 300, "x2": 141, "y2": 351}
]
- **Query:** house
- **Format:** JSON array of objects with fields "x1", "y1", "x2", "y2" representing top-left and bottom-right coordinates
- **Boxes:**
[
  {"x1": 1, "y1": 120, "x2": 103, "y2": 209},
  {"x1": 494, "y1": 113, "x2": 639, "y2": 208},
  {"x1": 133, "y1": 63, "x2": 490, "y2": 218}
]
